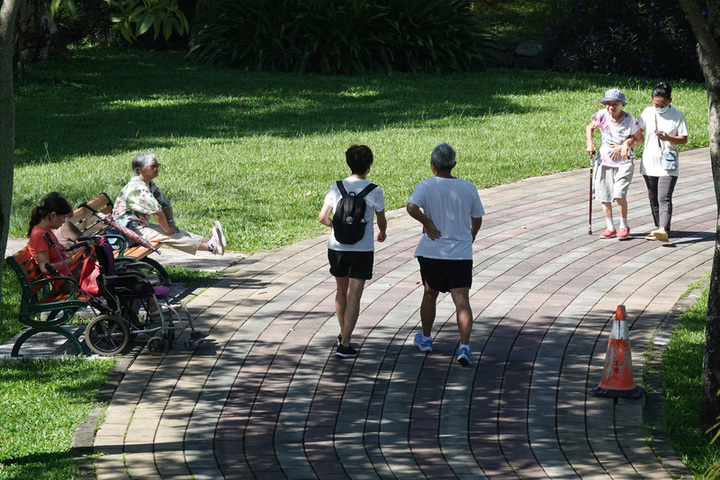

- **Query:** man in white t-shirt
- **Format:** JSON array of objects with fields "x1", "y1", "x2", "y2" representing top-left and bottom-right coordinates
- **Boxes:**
[
  {"x1": 319, "y1": 145, "x2": 387, "y2": 358},
  {"x1": 407, "y1": 143, "x2": 485, "y2": 366}
]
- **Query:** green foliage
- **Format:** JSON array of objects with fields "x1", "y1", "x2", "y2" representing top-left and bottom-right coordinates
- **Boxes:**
[
  {"x1": 471, "y1": 0, "x2": 553, "y2": 39},
  {"x1": 189, "y1": 0, "x2": 500, "y2": 74},
  {"x1": 50, "y1": 0, "x2": 77, "y2": 18},
  {"x1": 547, "y1": 0, "x2": 702, "y2": 81},
  {"x1": 54, "y1": 0, "x2": 114, "y2": 46},
  {"x1": 106, "y1": 0, "x2": 190, "y2": 43},
  {"x1": 0, "y1": 357, "x2": 115, "y2": 480}
]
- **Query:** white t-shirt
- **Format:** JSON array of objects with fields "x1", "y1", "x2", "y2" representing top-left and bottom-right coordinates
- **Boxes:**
[
  {"x1": 637, "y1": 105, "x2": 688, "y2": 177},
  {"x1": 324, "y1": 177, "x2": 385, "y2": 252},
  {"x1": 592, "y1": 109, "x2": 639, "y2": 167},
  {"x1": 408, "y1": 176, "x2": 485, "y2": 260}
]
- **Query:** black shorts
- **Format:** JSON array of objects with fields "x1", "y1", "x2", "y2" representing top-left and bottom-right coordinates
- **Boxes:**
[
  {"x1": 417, "y1": 256, "x2": 473, "y2": 293},
  {"x1": 328, "y1": 249, "x2": 374, "y2": 280}
]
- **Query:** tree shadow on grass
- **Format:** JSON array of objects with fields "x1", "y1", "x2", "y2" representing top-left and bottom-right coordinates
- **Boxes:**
[{"x1": 12, "y1": 47, "x2": 609, "y2": 166}]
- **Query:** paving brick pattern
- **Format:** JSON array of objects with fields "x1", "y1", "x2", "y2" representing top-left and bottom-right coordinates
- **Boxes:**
[{"x1": 89, "y1": 150, "x2": 715, "y2": 479}]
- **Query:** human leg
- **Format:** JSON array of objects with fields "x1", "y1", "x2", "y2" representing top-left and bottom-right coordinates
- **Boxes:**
[
  {"x1": 340, "y1": 277, "x2": 366, "y2": 347},
  {"x1": 334, "y1": 275, "x2": 349, "y2": 335},
  {"x1": 601, "y1": 201, "x2": 615, "y2": 230},
  {"x1": 595, "y1": 167, "x2": 617, "y2": 237},
  {"x1": 420, "y1": 283, "x2": 440, "y2": 337},
  {"x1": 615, "y1": 197, "x2": 630, "y2": 239},
  {"x1": 643, "y1": 175, "x2": 660, "y2": 229},
  {"x1": 657, "y1": 176, "x2": 678, "y2": 232},
  {"x1": 450, "y1": 287, "x2": 473, "y2": 344},
  {"x1": 451, "y1": 287, "x2": 474, "y2": 366},
  {"x1": 137, "y1": 224, "x2": 206, "y2": 255}
]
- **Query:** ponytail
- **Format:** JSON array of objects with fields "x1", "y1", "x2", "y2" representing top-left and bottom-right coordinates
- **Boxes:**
[
  {"x1": 652, "y1": 81, "x2": 672, "y2": 100},
  {"x1": 26, "y1": 192, "x2": 73, "y2": 237}
]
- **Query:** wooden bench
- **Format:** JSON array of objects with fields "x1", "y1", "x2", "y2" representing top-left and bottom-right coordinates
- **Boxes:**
[
  {"x1": 68, "y1": 193, "x2": 162, "y2": 262},
  {"x1": 5, "y1": 247, "x2": 88, "y2": 356},
  {"x1": 65, "y1": 193, "x2": 170, "y2": 284}
]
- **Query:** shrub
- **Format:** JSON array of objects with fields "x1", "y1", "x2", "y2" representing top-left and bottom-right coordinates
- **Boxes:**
[
  {"x1": 188, "y1": 0, "x2": 499, "y2": 74},
  {"x1": 55, "y1": 0, "x2": 114, "y2": 45},
  {"x1": 107, "y1": 0, "x2": 190, "y2": 44},
  {"x1": 547, "y1": 0, "x2": 702, "y2": 82}
]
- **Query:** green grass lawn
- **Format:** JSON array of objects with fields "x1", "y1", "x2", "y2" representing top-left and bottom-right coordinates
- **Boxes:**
[
  {"x1": 0, "y1": 357, "x2": 115, "y2": 480},
  {"x1": 10, "y1": 46, "x2": 709, "y2": 253},
  {"x1": 660, "y1": 279, "x2": 720, "y2": 478}
]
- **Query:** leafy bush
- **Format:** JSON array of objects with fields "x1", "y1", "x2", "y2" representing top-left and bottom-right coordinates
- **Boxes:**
[
  {"x1": 188, "y1": 0, "x2": 499, "y2": 74},
  {"x1": 547, "y1": 0, "x2": 702, "y2": 81},
  {"x1": 106, "y1": 0, "x2": 190, "y2": 44},
  {"x1": 55, "y1": 0, "x2": 113, "y2": 45}
]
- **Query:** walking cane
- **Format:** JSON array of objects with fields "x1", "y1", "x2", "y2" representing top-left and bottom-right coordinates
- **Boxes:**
[{"x1": 588, "y1": 151, "x2": 595, "y2": 235}]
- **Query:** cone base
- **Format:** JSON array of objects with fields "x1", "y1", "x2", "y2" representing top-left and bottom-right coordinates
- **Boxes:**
[{"x1": 590, "y1": 385, "x2": 644, "y2": 399}]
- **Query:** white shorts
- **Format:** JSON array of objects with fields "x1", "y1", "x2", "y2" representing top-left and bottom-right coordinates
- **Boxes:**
[
  {"x1": 135, "y1": 223, "x2": 205, "y2": 255},
  {"x1": 594, "y1": 163, "x2": 634, "y2": 202}
]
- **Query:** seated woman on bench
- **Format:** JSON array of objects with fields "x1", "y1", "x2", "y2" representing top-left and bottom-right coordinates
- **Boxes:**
[
  {"x1": 113, "y1": 152, "x2": 227, "y2": 255},
  {"x1": 26, "y1": 192, "x2": 84, "y2": 290}
]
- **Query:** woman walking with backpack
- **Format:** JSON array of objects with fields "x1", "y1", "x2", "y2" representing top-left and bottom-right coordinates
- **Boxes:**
[{"x1": 318, "y1": 145, "x2": 387, "y2": 358}]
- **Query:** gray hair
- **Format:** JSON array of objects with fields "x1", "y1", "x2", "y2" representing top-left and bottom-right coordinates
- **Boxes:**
[
  {"x1": 431, "y1": 143, "x2": 456, "y2": 169},
  {"x1": 132, "y1": 152, "x2": 158, "y2": 175}
]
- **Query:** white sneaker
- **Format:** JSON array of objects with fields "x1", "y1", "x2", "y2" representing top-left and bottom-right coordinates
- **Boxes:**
[
  {"x1": 208, "y1": 225, "x2": 224, "y2": 255},
  {"x1": 214, "y1": 221, "x2": 227, "y2": 254}
]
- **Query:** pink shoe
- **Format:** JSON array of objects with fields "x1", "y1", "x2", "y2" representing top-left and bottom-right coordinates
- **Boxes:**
[
  {"x1": 599, "y1": 229, "x2": 617, "y2": 239},
  {"x1": 617, "y1": 228, "x2": 630, "y2": 240}
]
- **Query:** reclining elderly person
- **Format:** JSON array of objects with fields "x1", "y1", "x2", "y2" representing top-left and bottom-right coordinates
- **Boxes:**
[{"x1": 113, "y1": 152, "x2": 226, "y2": 255}]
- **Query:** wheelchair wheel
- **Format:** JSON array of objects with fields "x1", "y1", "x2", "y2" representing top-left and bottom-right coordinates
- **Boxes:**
[
  {"x1": 147, "y1": 336, "x2": 170, "y2": 356},
  {"x1": 138, "y1": 256, "x2": 171, "y2": 286},
  {"x1": 85, "y1": 314, "x2": 130, "y2": 356}
]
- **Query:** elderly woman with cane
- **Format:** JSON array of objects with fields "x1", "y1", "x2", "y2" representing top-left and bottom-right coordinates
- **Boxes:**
[
  {"x1": 585, "y1": 88, "x2": 642, "y2": 240},
  {"x1": 113, "y1": 152, "x2": 227, "y2": 255}
]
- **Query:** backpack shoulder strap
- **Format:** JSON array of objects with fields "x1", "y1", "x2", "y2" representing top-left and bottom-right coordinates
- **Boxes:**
[
  {"x1": 356, "y1": 183, "x2": 377, "y2": 199},
  {"x1": 336, "y1": 180, "x2": 349, "y2": 197}
]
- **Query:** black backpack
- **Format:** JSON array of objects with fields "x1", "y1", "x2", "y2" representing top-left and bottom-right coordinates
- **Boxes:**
[{"x1": 332, "y1": 181, "x2": 377, "y2": 244}]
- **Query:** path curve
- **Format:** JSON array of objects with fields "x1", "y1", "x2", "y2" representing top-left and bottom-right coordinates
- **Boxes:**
[{"x1": 88, "y1": 149, "x2": 714, "y2": 479}]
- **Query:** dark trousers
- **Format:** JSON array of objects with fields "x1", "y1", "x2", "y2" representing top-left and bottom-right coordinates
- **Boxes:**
[{"x1": 643, "y1": 175, "x2": 678, "y2": 232}]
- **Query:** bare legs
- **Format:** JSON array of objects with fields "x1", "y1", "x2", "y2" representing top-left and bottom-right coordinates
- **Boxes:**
[
  {"x1": 334, "y1": 276, "x2": 366, "y2": 347},
  {"x1": 601, "y1": 197, "x2": 628, "y2": 225},
  {"x1": 420, "y1": 283, "x2": 472, "y2": 344}
]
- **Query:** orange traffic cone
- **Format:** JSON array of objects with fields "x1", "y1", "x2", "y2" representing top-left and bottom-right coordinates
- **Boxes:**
[{"x1": 590, "y1": 305, "x2": 644, "y2": 399}]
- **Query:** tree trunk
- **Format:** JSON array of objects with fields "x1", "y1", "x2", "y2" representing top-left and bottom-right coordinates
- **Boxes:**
[
  {"x1": 1, "y1": 0, "x2": 23, "y2": 311},
  {"x1": 14, "y1": 0, "x2": 61, "y2": 75},
  {"x1": 703, "y1": 80, "x2": 720, "y2": 430},
  {"x1": 677, "y1": 0, "x2": 720, "y2": 432}
]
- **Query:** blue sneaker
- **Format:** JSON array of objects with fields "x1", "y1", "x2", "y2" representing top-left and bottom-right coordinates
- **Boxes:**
[
  {"x1": 414, "y1": 332, "x2": 432, "y2": 352},
  {"x1": 456, "y1": 346, "x2": 472, "y2": 366}
]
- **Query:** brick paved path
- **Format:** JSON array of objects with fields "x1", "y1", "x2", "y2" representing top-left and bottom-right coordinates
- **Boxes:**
[{"x1": 89, "y1": 149, "x2": 714, "y2": 479}]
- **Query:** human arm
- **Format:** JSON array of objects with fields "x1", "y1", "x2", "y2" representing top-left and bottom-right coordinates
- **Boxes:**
[
  {"x1": 617, "y1": 129, "x2": 645, "y2": 159},
  {"x1": 318, "y1": 203, "x2": 333, "y2": 227},
  {"x1": 407, "y1": 202, "x2": 441, "y2": 240},
  {"x1": 656, "y1": 131, "x2": 688, "y2": 146},
  {"x1": 471, "y1": 217, "x2": 483, "y2": 242},
  {"x1": 376, "y1": 210, "x2": 387, "y2": 242},
  {"x1": 585, "y1": 121, "x2": 597, "y2": 157},
  {"x1": 157, "y1": 206, "x2": 179, "y2": 234},
  {"x1": 35, "y1": 249, "x2": 82, "y2": 276},
  {"x1": 153, "y1": 206, "x2": 179, "y2": 234}
]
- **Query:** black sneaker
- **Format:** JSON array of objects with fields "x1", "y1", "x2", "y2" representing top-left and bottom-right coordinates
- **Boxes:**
[
  {"x1": 335, "y1": 344, "x2": 358, "y2": 358},
  {"x1": 336, "y1": 334, "x2": 342, "y2": 347}
]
